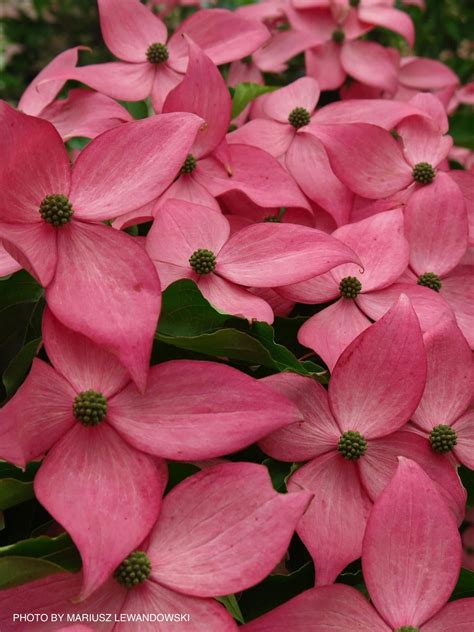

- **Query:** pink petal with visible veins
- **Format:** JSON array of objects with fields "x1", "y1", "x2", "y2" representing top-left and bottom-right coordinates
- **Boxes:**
[
  {"x1": 35, "y1": 424, "x2": 167, "y2": 600},
  {"x1": 329, "y1": 295, "x2": 426, "y2": 438},
  {"x1": 69, "y1": 113, "x2": 202, "y2": 222},
  {"x1": 441, "y1": 265, "x2": 474, "y2": 348},
  {"x1": 359, "y1": 6, "x2": 414, "y2": 46},
  {"x1": 305, "y1": 42, "x2": 346, "y2": 91},
  {"x1": 98, "y1": 0, "x2": 167, "y2": 63},
  {"x1": 150, "y1": 64, "x2": 183, "y2": 114},
  {"x1": 263, "y1": 77, "x2": 320, "y2": 123},
  {"x1": 147, "y1": 462, "x2": 311, "y2": 596},
  {"x1": 0, "y1": 243, "x2": 21, "y2": 276},
  {"x1": 452, "y1": 410, "x2": 474, "y2": 469},
  {"x1": 409, "y1": 92, "x2": 449, "y2": 133},
  {"x1": 412, "y1": 316, "x2": 473, "y2": 431},
  {"x1": 228, "y1": 119, "x2": 295, "y2": 158},
  {"x1": 259, "y1": 372, "x2": 340, "y2": 461},
  {"x1": 341, "y1": 40, "x2": 399, "y2": 94},
  {"x1": 0, "y1": 103, "x2": 71, "y2": 224},
  {"x1": 154, "y1": 173, "x2": 221, "y2": 213},
  {"x1": 311, "y1": 98, "x2": 423, "y2": 129},
  {"x1": 256, "y1": 29, "x2": 323, "y2": 74},
  {"x1": 399, "y1": 57, "x2": 459, "y2": 90},
  {"x1": 398, "y1": 115, "x2": 453, "y2": 167},
  {"x1": 47, "y1": 222, "x2": 161, "y2": 393},
  {"x1": 277, "y1": 270, "x2": 339, "y2": 303},
  {"x1": 288, "y1": 452, "x2": 372, "y2": 585},
  {"x1": 362, "y1": 458, "x2": 462, "y2": 628},
  {"x1": 422, "y1": 599, "x2": 474, "y2": 632}
]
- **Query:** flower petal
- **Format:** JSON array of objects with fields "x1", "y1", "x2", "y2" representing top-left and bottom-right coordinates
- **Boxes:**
[
  {"x1": 150, "y1": 64, "x2": 183, "y2": 114},
  {"x1": 34, "y1": 423, "x2": 167, "y2": 600},
  {"x1": 441, "y1": 265, "x2": 474, "y2": 348},
  {"x1": 47, "y1": 222, "x2": 161, "y2": 392},
  {"x1": 263, "y1": 77, "x2": 320, "y2": 123},
  {"x1": 276, "y1": 270, "x2": 339, "y2": 304},
  {"x1": 329, "y1": 295, "x2": 426, "y2": 438},
  {"x1": 147, "y1": 462, "x2": 311, "y2": 596},
  {"x1": 398, "y1": 115, "x2": 452, "y2": 167},
  {"x1": 228, "y1": 119, "x2": 295, "y2": 158},
  {"x1": 0, "y1": 244, "x2": 21, "y2": 277},
  {"x1": 359, "y1": 6, "x2": 415, "y2": 46},
  {"x1": 341, "y1": 40, "x2": 398, "y2": 94},
  {"x1": 259, "y1": 372, "x2": 341, "y2": 462},
  {"x1": 288, "y1": 452, "x2": 372, "y2": 585},
  {"x1": 305, "y1": 42, "x2": 346, "y2": 91},
  {"x1": 452, "y1": 410, "x2": 474, "y2": 470},
  {"x1": 69, "y1": 113, "x2": 202, "y2": 221},
  {"x1": 107, "y1": 360, "x2": 301, "y2": 459},
  {"x1": 362, "y1": 458, "x2": 462, "y2": 628},
  {"x1": 311, "y1": 98, "x2": 425, "y2": 128},
  {"x1": 422, "y1": 599, "x2": 474, "y2": 632}
]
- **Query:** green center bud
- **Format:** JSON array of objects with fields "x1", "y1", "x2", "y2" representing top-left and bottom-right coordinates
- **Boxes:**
[
  {"x1": 332, "y1": 28, "x2": 346, "y2": 44},
  {"x1": 146, "y1": 42, "x2": 169, "y2": 64},
  {"x1": 429, "y1": 424, "x2": 457, "y2": 454},
  {"x1": 181, "y1": 154, "x2": 197, "y2": 174},
  {"x1": 338, "y1": 431, "x2": 368, "y2": 460},
  {"x1": 73, "y1": 390, "x2": 107, "y2": 427},
  {"x1": 349, "y1": 0, "x2": 360, "y2": 6},
  {"x1": 114, "y1": 551, "x2": 151, "y2": 588},
  {"x1": 39, "y1": 194, "x2": 74, "y2": 226},
  {"x1": 189, "y1": 248, "x2": 216, "y2": 274},
  {"x1": 395, "y1": 628, "x2": 420, "y2": 632},
  {"x1": 339, "y1": 276, "x2": 362, "y2": 299},
  {"x1": 412, "y1": 162, "x2": 436, "y2": 184},
  {"x1": 288, "y1": 107, "x2": 311, "y2": 129},
  {"x1": 264, "y1": 215, "x2": 282, "y2": 223},
  {"x1": 417, "y1": 272, "x2": 442, "y2": 292}
]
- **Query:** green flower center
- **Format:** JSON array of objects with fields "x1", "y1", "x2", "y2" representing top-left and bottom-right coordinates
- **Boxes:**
[
  {"x1": 264, "y1": 215, "x2": 282, "y2": 223},
  {"x1": 114, "y1": 551, "x2": 151, "y2": 588},
  {"x1": 338, "y1": 431, "x2": 368, "y2": 460},
  {"x1": 189, "y1": 249, "x2": 216, "y2": 274},
  {"x1": 339, "y1": 276, "x2": 362, "y2": 299},
  {"x1": 146, "y1": 42, "x2": 169, "y2": 64},
  {"x1": 181, "y1": 154, "x2": 197, "y2": 174},
  {"x1": 417, "y1": 272, "x2": 442, "y2": 292},
  {"x1": 39, "y1": 194, "x2": 74, "y2": 226},
  {"x1": 332, "y1": 28, "x2": 346, "y2": 44},
  {"x1": 73, "y1": 390, "x2": 107, "y2": 427},
  {"x1": 429, "y1": 424, "x2": 457, "y2": 454},
  {"x1": 412, "y1": 162, "x2": 436, "y2": 184},
  {"x1": 288, "y1": 107, "x2": 311, "y2": 129},
  {"x1": 395, "y1": 628, "x2": 420, "y2": 632}
]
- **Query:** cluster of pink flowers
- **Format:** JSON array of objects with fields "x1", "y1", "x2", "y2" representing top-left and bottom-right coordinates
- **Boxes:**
[{"x1": 0, "y1": 0, "x2": 472, "y2": 629}]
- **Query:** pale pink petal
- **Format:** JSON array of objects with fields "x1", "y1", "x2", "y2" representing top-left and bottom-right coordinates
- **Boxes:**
[
  {"x1": 285, "y1": 133, "x2": 353, "y2": 226},
  {"x1": 422, "y1": 599, "x2": 474, "y2": 632},
  {"x1": 149, "y1": 64, "x2": 183, "y2": 114},
  {"x1": 441, "y1": 266, "x2": 474, "y2": 348},
  {"x1": 305, "y1": 42, "x2": 346, "y2": 91},
  {"x1": 198, "y1": 274, "x2": 275, "y2": 322},
  {"x1": 69, "y1": 113, "x2": 202, "y2": 221},
  {"x1": 263, "y1": 77, "x2": 320, "y2": 123},
  {"x1": 146, "y1": 199, "x2": 229, "y2": 267},
  {"x1": 362, "y1": 458, "x2": 462, "y2": 628},
  {"x1": 288, "y1": 452, "x2": 372, "y2": 585},
  {"x1": 0, "y1": 243, "x2": 21, "y2": 277},
  {"x1": 331, "y1": 209, "x2": 409, "y2": 292},
  {"x1": 194, "y1": 144, "x2": 311, "y2": 210},
  {"x1": 153, "y1": 173, "x2": 221, "y2": 213},
  {"x1": 255, "y1": 29, "x2": 321, "y2": 74},
  {"x1": 329, "y1": 295, "x2": 426, "y2": 438},
  {"x1": 35, "y1": 423, "x2": 167, "y2": 600},
  {"x1": 0, "y1": 221, "x2": 57, "y2": 286},
  {"x1": 47, "y1": 222, "x2": 161, "y2": 393},
  {"x1": 276, "y1": 271, "x2": 339, "y2": 303},
  {"x1": 311, "y1": 98, "x2": 424, "y2": 128},
  {"x1": 398, "y1": 115, "x2": 452, "y2": 167},
  {"x1": 18, "y1": 46, "x2": 84, "y2": 116},
  {"x1": 98, "y1": 0, "x2": 167, "y2": 62},
  {"x1": 217, "y1": 223, "x2": 360, "y2": 287},
  {"x1": 228, "y1": 119, "x2": 295, "y2": 158},
  {"x1": 359, "y1": 6, "x2": 414, "y2": 46},
  {"x1": 311, "y1": 122, "x2": 412, "y2": 199},
  {"x1": 298, "y1": 298, "x2": 372, "y2": 372},
  {"x1": 359, "y1": 430, "x2": 466, "y2": 524},
  {"x1": 405, "y1": 173, "x2": 468, "y2": 277},
  {"x1": 452, "y1": 410, "x2": 474, "y2": 469},
  {"x1": 42, "y1": 308, "x2": 130, "y2": 398},
  {"x1": 168, "y1": 9, "x2": 270, "y2": 70},
  {"x1": 399, "y1": 58, "x2": 459, "y2": 90},
  {"x1": 412, "y1": 317, "x2": 473, "y2": 432},
  {"x1": 163, "y1": 39, "x2": 231, "y2": 159},
  {"x1": 0, "y1": 103, "x2": 71, "y2": 224},
  {"x1": 357, "y1": 282, "x2": 453, "y2": 332},
  {"x1": 0, "y1": 359, "x2": 75, "y2": 467},
  {"x1": 41, "y1": 89, "x2": 133, "y2": 141},
  {"x1": 341, "y1": 40, "x2": 399, "y2": 93},
  {"x1": 147, "y1": 462, "x2": 311, "y2": 596},
  {"x1": 108, "y1": 360, "x2": 300, "y2": 459},
  {"x1": 409, "y1": 92, "x2": 449, "y2": 134},
  {"x1": 449, "y1": 170, "x2": 474, "y2": 244},
  {"x1": 152, "y1": 260, "x2": 196, "y2": 289},
  {"x1": 259, "y1": 372, "x2": 341, "y2": 461},
  {"x1": 120, "y1": 580, "x2": 237, "y2": 631},
  {"x1": 242, "y1": 584, "x2": 389, "y2": 632}
]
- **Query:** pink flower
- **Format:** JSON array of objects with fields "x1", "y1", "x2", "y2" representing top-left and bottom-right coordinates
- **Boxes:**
[
  {"x1": 19, "y1": 47, "x2": 133, "y2": 141},
  {"x1": 259, "y1": 296, "x2": 465, "y2": 584},
  {"x1": 242, "y1": 458, "x2": 473, "y2": 631},
  {"x1": 145, "y1": 199, "x2": 361, "y2": 322},
  {"x1": 0, "y1": 309, "x2": 304, "y2": 599},
  {"x1": 0, "y1": 463, "x2": 312, "y2": 630},
  {"x1": 409, "y1": 316, "x2": 474, "y2": 467},
  {"x1": 49, "y1": 0, "x2": 269, "y2": 112},
  {"x1": 229, "y1": 77, "x2": 354, "y2": 226},
  {"x1": 0, "y1": 102, "x2": 202, "y2": 389},
  {"x1": 277, "y1": 210, "x2": 453, "y2": 369}
]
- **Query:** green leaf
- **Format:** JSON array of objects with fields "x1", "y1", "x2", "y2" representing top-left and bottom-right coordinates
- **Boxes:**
[
  {"x1": 231, "y1": 83, "x2": 278, "y2": 119},
  {"x1": 0, "y1": 557, "x2": 70, "y2": 589},
  {"x1": 451, "y1": 568, "x2": 474, "y2": 600},
  {"x1": 263, "y1": 458, "x2": 294, "y2": 492},
  {"x1": 0, "y1": 479, "x2": 35, "y2": 511},
  {"x1": 0, "y1": 271, "x2": 43, "y2": 311},
  {"x1": 2, "y1": 337, "x2": 41, "y2": 397},
  {"x1": 120, "y1": 100, "x2": 148, "y2": 119},
  {"x1": 216, "y1": 594, "x2": 245, "y2": 623}
]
